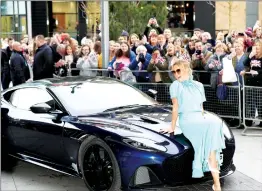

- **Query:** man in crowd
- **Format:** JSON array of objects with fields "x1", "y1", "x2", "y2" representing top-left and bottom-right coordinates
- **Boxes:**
[
  {"x1": 1, "y1": 46, "x2": 11, "y2": 89},
  {"x1": 191, "y1": 40, "x2": 213, "y2": 84},
  {"x1": 9, "y1": 42, "x2": 30, "y2": 86},
  {"x1": 33, "y1": 35, "x2": 54, "y2": 80}
]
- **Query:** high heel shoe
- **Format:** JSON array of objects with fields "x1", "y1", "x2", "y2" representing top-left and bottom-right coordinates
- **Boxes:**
[{"x1": 212, "y1": 184, "x2": 222, "y2": 191}]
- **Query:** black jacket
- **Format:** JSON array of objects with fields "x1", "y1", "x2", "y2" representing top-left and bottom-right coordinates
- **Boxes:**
[
  {"x1": 1, "y1": 49, "x2": 11, "y2": 89},
  {"x1": 244, "y1": 55, "x2": 262, "y2": 86},
  {"x1": 33, "y1": 44, "x2": 54, "y2": 80},
  {"x1": 10, "y1": 51, "x2": 30, "y2": 86},
  {"x1": 6, "y1": 46, "x2": 12, "y2": 60}
]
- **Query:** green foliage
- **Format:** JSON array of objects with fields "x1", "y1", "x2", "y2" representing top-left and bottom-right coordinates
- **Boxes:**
[{"x1": 109, "y1": 1, "x2": 168, "y2": 40}]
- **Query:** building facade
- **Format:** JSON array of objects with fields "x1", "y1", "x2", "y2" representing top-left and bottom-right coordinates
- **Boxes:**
[
  {"x1": 1, "y1": 1, "x2": 100, "y2": 41},
  {"x1": 1, "y1": 1, "x2": 261, "y2": 41}
]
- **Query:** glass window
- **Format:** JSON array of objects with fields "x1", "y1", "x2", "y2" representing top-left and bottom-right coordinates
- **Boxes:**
[
  {"x1": 20, "y1": 15, "x2": 27, "y2": 34},
  {"x1": 18, "y1": 1, "x2": 26, "y2": 14},
  {"x1": 52, "y1": 2, "x2": 77, "y2": 13},
  {"x1": 1, "y1": 16, "x2": 15, "y2": 33},
  {"x1": 52, "y1": 2, "x2": 77, "y2": 35},
  {"x1": 1, "y1": 1, "x2": 14, "y2": 15},
  {"x1": 10, "y1": 88, "x2": 54, "y2": 111},
  {"x1": 50, "y1": 80, "x2": 157, "y2": 116}
]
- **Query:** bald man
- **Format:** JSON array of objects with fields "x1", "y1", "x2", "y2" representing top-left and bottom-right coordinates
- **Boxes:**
[
  {"x1": 10, "y1": 41, "x2": 30, "y2": 86},
  {"x1": 33, "y1": 35, "x2": 54, "y2": 80}
]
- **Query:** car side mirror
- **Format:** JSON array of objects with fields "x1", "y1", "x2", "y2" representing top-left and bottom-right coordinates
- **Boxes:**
[
  {"x1": 30, "y1": 103, "x2": 52, "y2": 114},
  {"x1": 146, "y1": 89, "x2": 158, "y2": 100}
]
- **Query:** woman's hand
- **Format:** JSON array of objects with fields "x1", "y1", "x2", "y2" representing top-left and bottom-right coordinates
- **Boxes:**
[
  {"x1": 219, "y1": 69, "x2": 223, "y2": 75},
  {"x1": 240, "y1": 70, "x2": 246, "y2": 76},
  {"x1": 159, "y1": 127, "x2": 174, "y2": 134},
  {"x1": 209, "y1": 63, "x2": 215, "y2": 69}
]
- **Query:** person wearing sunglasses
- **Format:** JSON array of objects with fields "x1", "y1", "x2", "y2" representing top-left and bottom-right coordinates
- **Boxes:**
[{"x1": 160, "y1": 59, "x2": 225, "y2": 191}]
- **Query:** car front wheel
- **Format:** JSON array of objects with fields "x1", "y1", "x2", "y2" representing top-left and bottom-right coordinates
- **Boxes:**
[{"x1": 78, "y1": 136, "x2": 121, "y2": 191}]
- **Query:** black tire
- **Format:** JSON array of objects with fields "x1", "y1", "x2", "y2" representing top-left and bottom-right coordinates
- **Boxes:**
[
  {"x1": 78, "y1": 136, "x2": 121, "y2": 191},
  {"x1": 220, "y1": 177, "x2": 225, "y2": 186},
  {"x1": 1, "y1": 137, "x2": 17, "y2": 172},
  {"x1": 1, "y1": 111, "x2": 17, "y2": 172}
]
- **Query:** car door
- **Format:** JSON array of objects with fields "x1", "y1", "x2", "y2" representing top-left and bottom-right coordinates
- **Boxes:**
[{"x1": 7, "y1": 87, "x2": 67, "y2": 164}]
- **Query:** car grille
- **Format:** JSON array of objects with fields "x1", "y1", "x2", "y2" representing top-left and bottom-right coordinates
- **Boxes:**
[{"x1": 162, "y1": 149, "x2": 194, "y2": 184}]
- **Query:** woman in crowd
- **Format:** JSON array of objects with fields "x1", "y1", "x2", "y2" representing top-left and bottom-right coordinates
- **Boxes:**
[
  {"x1": 109, "y1": 40, "x2": 116, "y2": 61},
  {"x1": 241, "y1": 40, "x2": 262, "y2": 123},
  {"x1": 161, "y1": 59, "x2": 225, "y2": 191},
  {"x1": 157, "y1": 34, "x2": 167, "y2": 56},
  {"x1": 186, "y1": 39, "x2": 196, "y2": 58},
  {"x1": 129, "y1": 33, "x2": 140, "y2": 49},
  {"x1": 147, "y1": 47, "x2": 171, "y2": 83},
  {"x1": 65, "y1": 45, "x2": 79, "y2": 76},
  {"x1": 173, "y1": 44, "x2": 191, "y2": 62},
  {"x1": 76, "y1": 44, "x2": 98, "y2": 77},
  {"x1": 108, "y1": 42, "x2": 136, "y2": 68},
  {"x1": 165, "y1": 43, "x2": 176, "y2": 81},
  {"x1": 231, "y1": 41, "x2": 248, "y2": 85},
  {"x1": 129, "y1": 45, "x2": 151, "y2": 82},
  {"x1": 144, "y1": 33, "x2": 158, "y2": 54},
  {"x1": 205, "y1": 42, "x2": 228, "y2": 89},
  {"x1": 173, "y1": 37, "x2": 183, "y2": 47}
]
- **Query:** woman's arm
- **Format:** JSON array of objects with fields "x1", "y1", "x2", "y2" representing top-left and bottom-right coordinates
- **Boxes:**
[
  {"x1": 171, "y1": 98, "x2": 179, "y2": 132},
  {"x1": 76, "y1": 57, "x2": 85, "y2": 68}
]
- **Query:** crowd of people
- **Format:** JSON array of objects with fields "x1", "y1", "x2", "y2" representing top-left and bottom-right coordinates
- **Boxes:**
[{"x1": 1, "y1": 18, "x2": 262, "y2": 125}]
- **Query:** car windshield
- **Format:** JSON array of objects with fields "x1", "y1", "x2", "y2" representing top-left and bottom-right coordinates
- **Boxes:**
[{"x1": 49, "y1": 80, "x2": 158, "y2": 116}]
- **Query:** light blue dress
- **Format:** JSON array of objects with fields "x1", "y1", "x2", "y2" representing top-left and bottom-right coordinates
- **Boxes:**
[{"x1": 170, "y1": 79, "x2": 226, "y2": 178}]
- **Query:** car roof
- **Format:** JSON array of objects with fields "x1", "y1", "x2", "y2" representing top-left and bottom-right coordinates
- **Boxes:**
[{"x1": 2, "y1": 76, "x2": 123, "y2": 93}]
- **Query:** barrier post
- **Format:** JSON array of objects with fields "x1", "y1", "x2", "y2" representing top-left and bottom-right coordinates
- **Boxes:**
[{"x1": 241, "y1": 73, "x2": 262, "y2": 136}]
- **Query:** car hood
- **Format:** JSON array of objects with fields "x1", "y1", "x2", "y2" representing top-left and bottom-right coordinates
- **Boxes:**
[{"x1": 73, "y1": 105, "x2": 187, "y2": 143}]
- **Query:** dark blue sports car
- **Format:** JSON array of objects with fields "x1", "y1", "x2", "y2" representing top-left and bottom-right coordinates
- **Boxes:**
[{"x1": 1, "y1": 76, "x2": 235, "y2": 191}]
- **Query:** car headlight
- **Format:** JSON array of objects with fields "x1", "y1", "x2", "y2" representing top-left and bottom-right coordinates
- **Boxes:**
[
  {"x1": 222, "y1": 120, "x2": 233, "y2": 140},
  {"x1": 123, "y1": 137, "x2": 167, "y2": 152}
]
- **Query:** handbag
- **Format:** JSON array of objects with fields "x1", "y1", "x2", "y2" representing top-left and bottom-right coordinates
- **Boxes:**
[
  {"x1": 222, "y1": 57, "x2": 237, "y2": 83},
  {"x1": 216, "y1": 75, "x2": 227, "y2": 100}
]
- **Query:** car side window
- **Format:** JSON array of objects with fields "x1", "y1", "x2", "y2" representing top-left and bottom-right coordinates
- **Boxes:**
[{"x1": 9, "y1": 88, "x2": 55, "y2": 111}]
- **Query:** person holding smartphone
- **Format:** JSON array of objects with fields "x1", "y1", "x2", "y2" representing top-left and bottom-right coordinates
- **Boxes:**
[{"x1": 147, "y1": 47, "x2": 171, "y2": 83}]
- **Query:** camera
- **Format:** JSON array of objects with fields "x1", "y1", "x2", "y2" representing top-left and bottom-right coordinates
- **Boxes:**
[
  {"x1": 196, "y1": 50, "x2": 201, "y2": 55},
  {"x1": 138, "y1": 53, "x2": 146, "y2": 63}
]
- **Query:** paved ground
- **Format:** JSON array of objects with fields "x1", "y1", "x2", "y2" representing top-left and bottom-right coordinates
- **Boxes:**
[{"x1": 1, "y1": 129, "x2": 262, "y2": 191}]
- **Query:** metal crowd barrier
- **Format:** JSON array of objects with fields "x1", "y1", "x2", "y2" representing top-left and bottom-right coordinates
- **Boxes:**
[
  {"x1": 61, "y1": 68, "x2": 262, "y2": 132},
  {"x1": 242, "y1": 73, "x2": 262, "y2": 136},
  {"x1": 117, "y1": 70, "x2": 242, "y2": 128}
]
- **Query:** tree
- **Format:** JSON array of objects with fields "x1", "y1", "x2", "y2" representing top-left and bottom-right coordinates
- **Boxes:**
[{"x1": 109, "y1": 1, "x2": 168, "y2": 40}]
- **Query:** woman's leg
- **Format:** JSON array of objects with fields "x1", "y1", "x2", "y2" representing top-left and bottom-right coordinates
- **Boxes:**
[{"x1": 209, "y1": 150, "x2": 221, "y2": 190}]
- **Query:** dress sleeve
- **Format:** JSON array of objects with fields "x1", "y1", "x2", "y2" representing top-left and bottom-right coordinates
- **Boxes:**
[{"x1": 169, "y1": 81, "x2": 180, "y2": 99}]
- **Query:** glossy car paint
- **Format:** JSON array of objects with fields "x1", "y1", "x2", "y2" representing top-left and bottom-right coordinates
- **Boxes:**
[{"x1": 1, "y1": 77, "x2": 236, "y2": 190}]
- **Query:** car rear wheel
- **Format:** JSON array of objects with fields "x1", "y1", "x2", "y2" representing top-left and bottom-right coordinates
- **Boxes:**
[{"x1": 78, "y1": 136, "x2": 121, "y2": 191}]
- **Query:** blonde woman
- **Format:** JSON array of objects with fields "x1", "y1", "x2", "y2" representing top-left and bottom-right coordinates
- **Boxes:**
[
  {"x1": 76, "y1": 45, "x2": 98, "y2": 77},
  {"x1": 161, "y1": 59, "x2": 225, "y2": 191}
]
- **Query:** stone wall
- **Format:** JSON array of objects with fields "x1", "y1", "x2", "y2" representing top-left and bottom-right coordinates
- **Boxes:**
[{"x1": 215, "y1": 1, "x2": 246, "y2": 32}]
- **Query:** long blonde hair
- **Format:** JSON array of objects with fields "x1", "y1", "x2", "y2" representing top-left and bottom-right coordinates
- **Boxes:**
[{"x1": 255, "y1": 40, "x2": 262, "y2": 59}]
